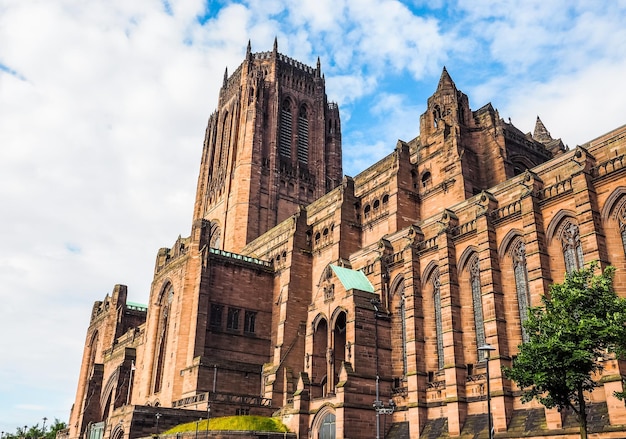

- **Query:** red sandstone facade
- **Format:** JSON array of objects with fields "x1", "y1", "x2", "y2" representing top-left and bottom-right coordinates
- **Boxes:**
[{"x1": 68, "y1": 43, "x2": 626, "y2": 439}]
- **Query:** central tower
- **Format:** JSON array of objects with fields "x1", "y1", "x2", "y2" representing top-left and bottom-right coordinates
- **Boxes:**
[{"x1": 193, "y1": 40, "x2": 342, "y2": 252}]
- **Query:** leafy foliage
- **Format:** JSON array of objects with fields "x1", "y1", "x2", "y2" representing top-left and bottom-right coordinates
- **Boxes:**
[
  {"x1": 504, "y1": 263, "x2": 626, "y2": 438},
  {"x1": 164, "y1": 415, "x2": 289, "y2": 434},
  {"x1": 2, "y1": 419, "x2": 66, "y2": 439}
]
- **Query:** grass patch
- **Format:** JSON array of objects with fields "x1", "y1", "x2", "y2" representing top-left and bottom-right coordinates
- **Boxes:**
[{"x1": 164, "y1": 416, "x2": 289, "y2": 434}]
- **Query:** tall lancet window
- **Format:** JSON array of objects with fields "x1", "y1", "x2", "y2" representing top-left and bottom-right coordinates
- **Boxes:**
[
  {"x1": 621, "y1": 224, "x2": 626, "y2": 256},
  {"x1": 219, "y1": 111, "x2": 231, "y2": 170},
  {"x1": 560, "y1": 221, "x2": 584, "y2": 273},
  {"x1": 512, "y1": 240, "x2": 531, "y2": 342},
  {"x1": 469, "y1": 256, "x2": 486, "y2": 357},
  {"x1": 154, "y1": 285, "x2": 174, "y2": 393},
  {"x1": 400, "y1": 294, "x2": 408, "y2": 376},
  {"x1": 619, "y1": 207, "x2": 626, "y2": 255},
  {"x1": 393, "y1": 278, "x2": 408, "y2": 376},
  {"x1": 297, "y1": 106, "x2": 309, "y2": 164},
  {"x1": 279, "y1": 100, "x2": 292, "y2": 158},
  {"x1": 432, "y1": 271, "x2": 444, "y2": 370}
]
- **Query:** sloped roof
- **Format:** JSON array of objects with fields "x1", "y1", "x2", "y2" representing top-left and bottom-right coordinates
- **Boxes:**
[{"x1": 330, "y1": 265, "x2": 375, "y2": 293}]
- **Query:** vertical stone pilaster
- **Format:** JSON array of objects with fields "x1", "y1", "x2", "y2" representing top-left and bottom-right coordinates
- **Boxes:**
[
  {"x1": 436, "y1": 210, "x2": 466, "y2": 436},
  {"x1": 602, "y1": 359, "x2": 626, "y2": 425},
  {"x1": 519, "y1": 173, "x2": 552, "y2": 310},
  {"x1": 475, "y1": 192, "x2": 512, "y2": 433},
  {"x1": 403, "y1": 230, "x2": 428, "y2": 435},
  {"x1": 519, "y1": 173, "x2": 562, "y2": 429},
  {"x1": 571, "y1": 148, "x2": 610, "y2": 268}
]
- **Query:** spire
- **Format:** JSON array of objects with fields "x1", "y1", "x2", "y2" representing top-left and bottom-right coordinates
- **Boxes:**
[
  {"x1": 533, "y1": 116, "x2": 553, "y2": 142},
  {"x1": 273, "y1": 36, "x2": 278, "y2": 54},
  {"x1": 246, "y1": 40, "x2": 251, "y2": 57},
  {"x1": 437, "y1": 66, "x2": 456, "y2": 92},
  {"x1": 316, "y1": 56, "x2": 321, "y2": 78},
  {"x1": 223, "y1": 67, "x2": 228, "y2": 86}
]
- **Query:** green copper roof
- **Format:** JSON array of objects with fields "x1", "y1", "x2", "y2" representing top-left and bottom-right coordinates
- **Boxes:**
[
  {"x1": 126, "y1": 301, "x2": 147, "y2": 311},
  {"x1": 330, "y1": 265, "x2": 375, "y2": 293}
]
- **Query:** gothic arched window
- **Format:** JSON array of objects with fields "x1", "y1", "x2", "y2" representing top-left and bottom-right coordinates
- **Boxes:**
[
  {"x1": 279, "y1": 100, "x2": 293, "y2": 158},
  {"x1": 312, "y1": 317, "x2": 328, "y2": 398},
  {"x1": 560, "y1": 221, "x2": 584, "y2": 273},
  {"x1": 421, "y1": 171, "x2": 432, "y2": 188},
  {"x1": 318, "y1": 413, "x2": 336, "y2": 439},
  {"x1": 432, "y1": 271, "x2": 444, "y2": 369},
  {"x1": 332, "y1": 311, "x2": 347, "y2": 388},
  {"x1": 391, "y1": 278, "x2": 408, "y2": 376},
  {"x1": 297, "y1": 106, "x2": 309, "y2": 164},
  {"x1": 615, "y1": 204, "x2": 626, "y2": 255},
  {"x1": 469, "y1": 256, "x2": 486, "y2": 357},
  {"x1": 154, "y1": 285, "x2": 174, "y2": 393},
  {"x1": 433, "y1": 105, "x2": 442, "y2": 129},
  {"x1": 209, "y1": 222, "x2": 221, "y2": 249},
  {"x1": 219, "y1": 111, "x2": 231, "y2": 169},
  {"x1": 511, "y1": 239, "x2": 531, "y2": 342}
]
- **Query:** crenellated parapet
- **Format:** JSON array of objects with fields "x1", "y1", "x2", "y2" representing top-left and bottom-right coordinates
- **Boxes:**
[{"x1": 154, "y1": 235, "x2": 192, "y2": 274}]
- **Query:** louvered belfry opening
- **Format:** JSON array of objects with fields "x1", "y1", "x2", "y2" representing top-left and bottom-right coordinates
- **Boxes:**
[
  {"x1": 279, "y1": 100, "x2": 293, "y2": 158},
  {"x1": 297, "y1": 106, "x2": 309, "y2": 164}
]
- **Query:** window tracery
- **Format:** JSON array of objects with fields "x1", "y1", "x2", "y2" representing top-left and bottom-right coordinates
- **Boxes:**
[
  {"x1": 432, "y1": 271, "x2": 444, "y2": 369},
  {"x1": 511, "y1": 240, "x2": 531, "y2": 342},
  {"x1": 559, "y1": 221, "x2": 584, "y2": 273},
  {"x1": 469, "y1": 256, "x2": 486, "y2": 357},
  {"x1": 616, "y1": 201, "x2": 626, "y2": 255},
  {"x1": 154, "y1": 285, "x2": 174, "y2": 393}
]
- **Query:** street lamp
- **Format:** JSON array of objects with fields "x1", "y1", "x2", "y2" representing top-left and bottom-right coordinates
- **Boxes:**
[
  {"x1": 206, "y1": 404, "x2": 211, "y2": 438},
  {"x1": 371, "y1": 299, "x2": 395, "y2": 439},
  {"x1": 155, "y1": 413, "x2": 162, "y2": 437},
  {"x1": 373, "y1": 374, "x2": 396, "y2": 439},
  {"x1": 478, "y1": 344, "x2": 496, "y2": 439}
]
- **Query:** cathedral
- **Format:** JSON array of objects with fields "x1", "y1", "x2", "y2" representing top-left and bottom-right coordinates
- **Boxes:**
[{"x1": 68, "y1": 41, "x2": 626, "y2": 439}]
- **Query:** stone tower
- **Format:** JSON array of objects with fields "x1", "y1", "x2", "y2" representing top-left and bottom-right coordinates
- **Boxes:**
[{"x1": 192, "y1": 39, "x2": 342, "y2": 252}]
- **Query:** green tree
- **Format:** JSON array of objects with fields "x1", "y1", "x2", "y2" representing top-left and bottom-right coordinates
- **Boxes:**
[
  {"x1": 504, "y1": 263, "x2": 626, "y2": 439},
  {"x1": 2, "y1": 419, "x2": 66, "y2": 439},
  {"x1": 45, "y1": 419, "x2": 67, "y2": 439}
]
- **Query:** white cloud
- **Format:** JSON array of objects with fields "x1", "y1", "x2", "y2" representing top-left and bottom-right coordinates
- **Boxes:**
[
  {"x1": 1, "y1": 0, "x2": 626, "y2": 431},
  {"x1": 503, "y1": 58, "x2": 626, "y2": 147}
]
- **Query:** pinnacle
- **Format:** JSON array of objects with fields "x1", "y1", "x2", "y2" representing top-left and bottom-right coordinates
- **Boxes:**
[
  {"x1": 533, "y1": 116, "x2": 552, "y2": 142},
  {"x1": 437, "y1": 66, "x2": 456, "y2": 91}
]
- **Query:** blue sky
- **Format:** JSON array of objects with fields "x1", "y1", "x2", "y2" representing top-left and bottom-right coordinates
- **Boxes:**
[{"x1": 1, "y1": 0, "x2": 626, "y2": 431}]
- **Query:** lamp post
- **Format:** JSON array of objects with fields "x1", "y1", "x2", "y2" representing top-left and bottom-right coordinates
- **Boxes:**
[
  {"x1": 478, "y1": 344, "x2": 496, "y2": 439},
  {"x1": 206, "y1": 404, "x2": 211, "y2": 439},
  {"x1": 155, "y1": 413, "x2": 161, "y2": 437},
  {"x1": 371, "y1": 298, "x2": 395, "y2": 439},
  {"x1": 373, "y1": 375, "x2": 396, "y2": 439}
]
